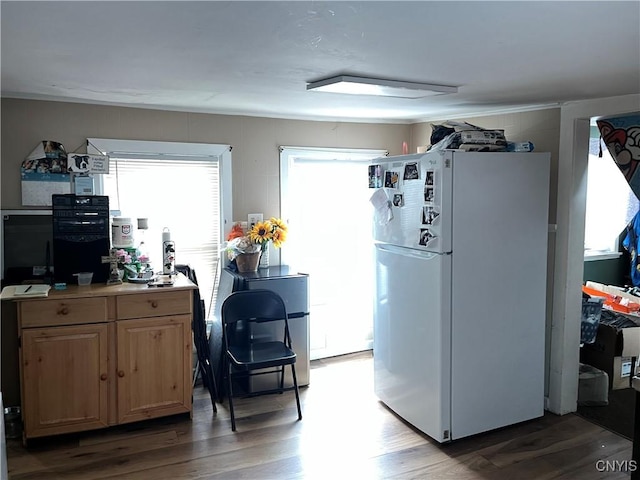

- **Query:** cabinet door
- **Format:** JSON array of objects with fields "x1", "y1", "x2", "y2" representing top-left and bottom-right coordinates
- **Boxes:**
[
  {"x1": 116, "y1": 315, "x2": 192, "y2": 424},
  {"x1": 21, "y1": 324, "x2": 109, "y2": 438}
]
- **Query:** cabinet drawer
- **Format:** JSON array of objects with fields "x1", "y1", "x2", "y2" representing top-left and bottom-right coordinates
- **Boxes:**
[
  {"x1": 116, "y1": 290, "x2": 192, "y2": 319},
  {"x1": 20, "y1": 297, "x2": 109, "y2": 328}
]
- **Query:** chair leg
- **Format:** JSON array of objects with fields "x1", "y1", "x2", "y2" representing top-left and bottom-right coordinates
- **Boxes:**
[
  {"x1": 290, "y1": 363, "x2": 303, "y2": 421},
  {"x1": 204, "y1": 361, "x2": 218, "y2": 413},
  {"x1": 192, "y1": 359, "x2": 200, "y2": 388},
  {"x1": 279, "y1": 365, "x2": 285, "y2": 392},
  {"x1": 226, "y1": 362, "x2": 237, "y2": 431}
]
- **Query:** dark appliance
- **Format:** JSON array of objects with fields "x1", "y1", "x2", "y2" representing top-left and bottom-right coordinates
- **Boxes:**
[{"x1": 52, "y1": 194, "x2": 110, "y2": 284}]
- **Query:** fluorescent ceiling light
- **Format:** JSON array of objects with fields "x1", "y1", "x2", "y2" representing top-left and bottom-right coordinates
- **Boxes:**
[{"x1": 307, "y1": 75, "x2": 458, "y2": 99}]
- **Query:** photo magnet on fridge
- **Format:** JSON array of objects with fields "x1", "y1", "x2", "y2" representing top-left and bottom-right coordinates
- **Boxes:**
[
  {"x1": 424, "y1": 187, "x2": 435, "y2": 203},
  {"x1": 419, "y1": 228, "x2": 436, "y2": 246},
  {"x1": 392, "y1": 193, "x2": 404, "y2": 207},
  {"x1": 422, "y1": 206, "x2": 439, "y2": 225},
  {"x1": 426, "y1": 171, "x2": 434, "y2": 186},
  {"x1": 403, "y1": 162, "x2": 419, "y2": 180},
  {"x1": 384, "y1": 171, "x2": 399, "y2": 189},
  {"x1": 369, "y1": 164, "x2": 383, "y2": 188}
]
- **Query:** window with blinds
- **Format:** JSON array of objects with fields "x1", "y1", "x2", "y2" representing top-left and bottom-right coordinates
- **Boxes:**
[{"x1": 88, "y1": 139, "x2": 232, "y2": 318}]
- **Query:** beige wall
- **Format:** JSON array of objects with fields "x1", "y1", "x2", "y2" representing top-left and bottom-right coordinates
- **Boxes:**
[
  {"x1": 1, "y1": 99, "x2": 560, "y2": 221},
  {"x1": 0, "y1": 99, "x2": 412, "y2": 218}
]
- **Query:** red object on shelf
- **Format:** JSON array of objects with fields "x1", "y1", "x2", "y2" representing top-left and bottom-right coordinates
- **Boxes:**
[{"x1": 582, "y1": 285, "x2": 640, "y2": 314}]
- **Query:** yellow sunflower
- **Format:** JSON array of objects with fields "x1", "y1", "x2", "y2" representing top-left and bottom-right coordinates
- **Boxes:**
[
  {"x1": 249, "y1": 221, "x2": 273, "y2": 244},
  {"x1": 270, "y1": 217, "x2": 288, "y2": 232},
  {"x1": 271, "y1": 227, "x2": 287, "y2": 247}
]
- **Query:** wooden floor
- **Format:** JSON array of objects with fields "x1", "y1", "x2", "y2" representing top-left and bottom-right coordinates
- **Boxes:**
[{"x1": 7, "y1": 351, "x2": 633, "y2": 479}]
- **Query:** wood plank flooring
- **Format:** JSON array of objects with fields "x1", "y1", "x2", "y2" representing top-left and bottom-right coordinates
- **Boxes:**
[{"x1": 6, "y1": 351, "x2": 633, "y2": 479}]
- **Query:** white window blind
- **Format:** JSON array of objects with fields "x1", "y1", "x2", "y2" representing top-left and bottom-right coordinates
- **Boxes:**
[{"x1": 88, "y1": 139, "x2": 232, "y2": 317}]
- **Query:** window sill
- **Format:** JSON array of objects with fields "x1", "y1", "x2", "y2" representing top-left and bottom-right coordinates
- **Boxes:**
[{"x1": 584, "y1": 251, "x2": 623, "y2": 262}]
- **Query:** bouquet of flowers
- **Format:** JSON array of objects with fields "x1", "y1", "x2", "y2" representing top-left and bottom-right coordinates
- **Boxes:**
[{"x1": 225, "y1": 217, "x2": 288, "y2": 261}]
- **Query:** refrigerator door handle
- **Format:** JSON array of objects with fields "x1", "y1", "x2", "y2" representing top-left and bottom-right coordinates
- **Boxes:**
[{"x1": 376, "y1": 242, "x2": 441, "y2": 260}]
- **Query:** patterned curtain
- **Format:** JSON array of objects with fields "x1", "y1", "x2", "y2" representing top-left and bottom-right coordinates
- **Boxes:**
[
  {"x1": 596, "y1": 113, "x2": 640, "y2": 197},
  {"x1": 599, "y1": 113, "x2": 640, "y2": 284}
]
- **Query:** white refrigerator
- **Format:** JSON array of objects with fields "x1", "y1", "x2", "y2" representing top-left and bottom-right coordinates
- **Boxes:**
[{"x1": 372, "y1": 149, "x2": 550, "y2": 442}]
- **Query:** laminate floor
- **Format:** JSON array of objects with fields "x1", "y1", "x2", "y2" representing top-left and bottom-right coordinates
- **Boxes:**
[{"x1": 6, "y1": 351, "x2": 634, "y2": 479}]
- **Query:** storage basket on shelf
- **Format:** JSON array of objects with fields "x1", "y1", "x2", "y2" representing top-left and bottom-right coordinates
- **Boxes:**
[{"x1": 581, "y1": 296, "x2": 604, "y2": 344}]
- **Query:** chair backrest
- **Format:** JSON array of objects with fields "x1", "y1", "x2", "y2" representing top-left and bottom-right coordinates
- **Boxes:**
[
  {"x1": 221, "y1": 289, "x2": 288, "y2": 326},
  {"x1": 221, "y1": 289, "x2": 291, "y2": 350}
]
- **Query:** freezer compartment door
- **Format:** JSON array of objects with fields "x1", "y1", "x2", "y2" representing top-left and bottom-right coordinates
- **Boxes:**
[
  {"x1": 372, "y1": 151, "x2": 452, "y2": 253},
  {"x1": 373, "y1": 243, "x2": 452, "y2": 442},
  {"x1": 245, "y1": 275, "x2": 309, "y2": 315}
]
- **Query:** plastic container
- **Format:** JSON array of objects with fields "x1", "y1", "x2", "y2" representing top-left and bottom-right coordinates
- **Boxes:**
[
  {"x1": 581, "y1": 297, "x2": 604, "y2": 344},
  {"x1": 3, "y1": 406, "x2": 22, "y2": 439},
  {"x1": 507, "y1": 141, "x2": 535, "y2": 152},
  {"x1": 74, "y1": 272, "x2": 93, "y2": 286},
  {"x1": 112, "y1": 217, "x2": 134, "y2": 248}
]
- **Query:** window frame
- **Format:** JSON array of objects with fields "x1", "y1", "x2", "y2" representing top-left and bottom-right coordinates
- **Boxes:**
[
  {"x1": 87, "y1": 138, "x2": 232, "y2": 316},
  {"x1": 87, "y1": 138, "x2": 232, "y2": 249}
]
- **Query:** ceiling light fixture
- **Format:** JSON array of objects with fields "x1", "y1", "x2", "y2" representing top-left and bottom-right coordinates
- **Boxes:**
[{"x1": 307, "y1": 75, "x2": 458, "y2": 99}]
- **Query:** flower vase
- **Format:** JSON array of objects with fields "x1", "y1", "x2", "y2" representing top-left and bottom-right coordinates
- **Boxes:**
[
  {"x1": 236, "y1": 252, "x2": 261, "y2": 272},
  {"x1": 259, "y1": 244, "x2": 270, "y2": 269}
]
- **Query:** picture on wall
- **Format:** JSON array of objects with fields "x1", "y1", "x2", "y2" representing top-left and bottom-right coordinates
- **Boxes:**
[{"x1": 21, "y1": 140, "x2": 71, "y2": 206}]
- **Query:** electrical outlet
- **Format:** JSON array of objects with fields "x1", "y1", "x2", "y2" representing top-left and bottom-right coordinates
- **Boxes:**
[{"x1": 248, "y1": 213, "x2": 263, "y2": 229}]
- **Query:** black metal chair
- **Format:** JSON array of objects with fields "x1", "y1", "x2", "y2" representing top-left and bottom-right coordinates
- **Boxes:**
[{"x1": 221, "y1": 289, "x2": 302, "y2": 431}]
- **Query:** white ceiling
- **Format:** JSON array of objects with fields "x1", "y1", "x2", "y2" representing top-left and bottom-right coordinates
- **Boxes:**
[{"x1": 2, "y1": 1, "x2": 639, "y2": 124}]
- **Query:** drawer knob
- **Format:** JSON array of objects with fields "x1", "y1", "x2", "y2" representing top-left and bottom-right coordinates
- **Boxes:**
[
  {"x1": 100, "y1": 373, "x2": 108, "y2": 381},
  {"x1": 151, "y1": 301, "x2": 158, "y2": 308},
  {"x1": 58, "y1": 307, "x2": 69, "y2": 315},
  {"x1": 118, "y1": 370, "x2": 125, "y2": 378}
]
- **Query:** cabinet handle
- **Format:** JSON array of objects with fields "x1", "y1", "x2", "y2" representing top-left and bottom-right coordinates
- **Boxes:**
[
  {"x1": 58, "y1": 307, "x2": 69, "y2": 315},
  {"x1": 151, "y1": 301, "x2": 158, "y2": 308},
  {"x1": 100, "y1": 373, "x2": 108, "y2": 381},
  {"x1": 118, "y1": 370, "x2": 125, "y2": 378}
]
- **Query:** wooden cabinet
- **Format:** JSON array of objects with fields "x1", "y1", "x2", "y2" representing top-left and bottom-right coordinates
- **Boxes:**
[
  {"x1": 116, "y1": 314, "x2": 191, "y2": 424},
  {"x1": 21, "y1": 323, "x2": 109, "y2": 438},
  {"x1": 16, "y1": 276, "x2": 195, "y2": 440}
]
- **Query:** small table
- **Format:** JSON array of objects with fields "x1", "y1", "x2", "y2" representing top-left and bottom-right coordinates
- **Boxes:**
[{"x1": 633, "y1": 376, "x2": 640, "y2": 480}]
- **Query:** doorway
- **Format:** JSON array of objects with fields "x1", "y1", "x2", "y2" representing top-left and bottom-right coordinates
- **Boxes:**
[{"x1": 280, "y1": 147, "x2": 387, "y2": 359}]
